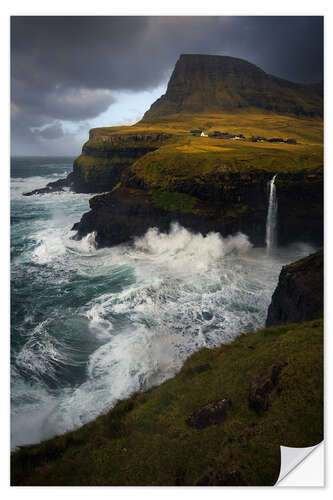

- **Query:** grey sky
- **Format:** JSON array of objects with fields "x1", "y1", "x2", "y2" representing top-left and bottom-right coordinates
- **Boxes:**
[{"x1": 11, "y1": 16, "x2": 323, "y2": 156}]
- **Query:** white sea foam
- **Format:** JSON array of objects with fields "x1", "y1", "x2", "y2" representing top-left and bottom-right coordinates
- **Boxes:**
[
  {"x1": 27, "y1": 226, "x2": 275, "y2": 439},
  {"x1": 11, "y1": 182, "x2": 316, "y2": 449},
  {"x1": 132, "y1": 223, "x2": 252, "y2": 273},
  {"x1": 15, "y1": 320, "x2": 71, "y2": 382},
  {"x1": 11, "y1": 376, "x2": 59, "y2": 447}
]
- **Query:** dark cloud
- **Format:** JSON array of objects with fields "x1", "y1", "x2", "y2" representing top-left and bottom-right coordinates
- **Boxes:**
[
  {"x1": 11, "y1": 16, "x2": 323, "y2": 90},
  {"x1": 13, "y1": 82, "x2": 116, "y2": 121},
  {"x1": 11, "y1": 16, "x2": 323, "y2": 155}
]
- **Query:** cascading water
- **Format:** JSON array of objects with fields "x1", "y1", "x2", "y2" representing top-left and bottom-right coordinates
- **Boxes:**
[{"x1": 265, "y1": 174, "x2": 278, "y2": 255}]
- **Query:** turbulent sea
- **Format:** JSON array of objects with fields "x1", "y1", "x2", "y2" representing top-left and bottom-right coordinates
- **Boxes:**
[{"x1": 11, "y1": 157, "x2": 315, "y2": 449}]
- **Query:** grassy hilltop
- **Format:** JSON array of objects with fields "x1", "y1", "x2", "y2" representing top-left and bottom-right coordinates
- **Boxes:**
[{"x1": 76, "y1": 110, "x2": 323, "y2": 187}]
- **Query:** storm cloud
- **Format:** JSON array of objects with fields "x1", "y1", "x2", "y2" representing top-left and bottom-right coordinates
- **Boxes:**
[{"x1": 11, "y1": 16, "x2": 323, "y2": 155}]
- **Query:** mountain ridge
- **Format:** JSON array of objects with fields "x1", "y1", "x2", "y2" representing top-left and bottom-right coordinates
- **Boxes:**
[{"x1": 143, "y1": 54, "x2": 323, "y2": 120}]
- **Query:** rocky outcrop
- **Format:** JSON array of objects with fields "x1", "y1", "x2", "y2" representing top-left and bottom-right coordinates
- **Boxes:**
[
  {"x1": 186, "y1": 399, "x2": 232, "y2": 430},
  {"x1": 23, "y1": 176, "x2": 70, "y2": 196},
  {"x1": 249, "y1": 363, "x2": 285, "y2": 413},
  {"x1": 266, "y1": 249, "x2": 323, "y2": 326},
  {"x1": 143, "y1": 54, "x2": 323, "y2": 120}
]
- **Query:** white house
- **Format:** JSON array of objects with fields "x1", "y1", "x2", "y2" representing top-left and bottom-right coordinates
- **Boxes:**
[{"x1": 200, "y1": 131, "x2": 208, "y2": 137}]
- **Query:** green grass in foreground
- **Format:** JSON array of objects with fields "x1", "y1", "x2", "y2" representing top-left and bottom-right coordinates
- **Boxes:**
[{"x1": 11, "y1": 318, "x2": 323, "y2": 486}]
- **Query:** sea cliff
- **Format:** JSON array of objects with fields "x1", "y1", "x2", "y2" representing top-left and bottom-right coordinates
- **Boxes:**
[
  {"x1": 266, "y1": 249, "x2": 323, "y2": 326},
  {"x1": 24, "y1": 54, "x2": 323, "y2": 250}
]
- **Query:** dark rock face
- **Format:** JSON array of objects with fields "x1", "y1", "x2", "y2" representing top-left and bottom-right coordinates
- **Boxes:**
[
  {"x1": 186, "y1": 399, "x2": 232, "y2": 430},
  {"x1": 266, "y1": 249, "x2": 323, "y2": 327},
  {"x1": 276, "y1": 173, "x2": 323, "y2": 247},
  {"x1": 72, "y1": 168, "x2": 323, "y2": 249},
  {"x1": 143, "y1": 54, "x2": 323, "y2": 120},
  {"x1": 72, "y1": 188, "x2": 240, "y2": 247},
  {"x1": 123, "y1": 166, "x2": 323, "y2": 247},
  {"x1": 249, "y1": 363, "x2": 285, "y2": 413}
]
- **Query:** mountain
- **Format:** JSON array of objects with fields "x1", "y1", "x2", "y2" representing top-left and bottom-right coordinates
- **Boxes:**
[
  {"x1": 24, "y1": 53, "x2": 323, "y2": 249},
  {"x1": 143, "y1": 54, "x2": 323, "y2": 120}
]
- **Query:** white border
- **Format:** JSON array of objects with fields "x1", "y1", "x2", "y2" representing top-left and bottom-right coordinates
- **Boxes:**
[{"x1": 2, "y1": 1, "x2": 331, "y2": 496}]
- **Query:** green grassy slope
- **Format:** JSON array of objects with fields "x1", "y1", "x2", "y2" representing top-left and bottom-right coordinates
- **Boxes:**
[
  {"x1": 11, "y1": 318, "x2": 323, "y2": 486},
  {"x1": 76, "y1": 111, "x2": 323, "y2": 201}
]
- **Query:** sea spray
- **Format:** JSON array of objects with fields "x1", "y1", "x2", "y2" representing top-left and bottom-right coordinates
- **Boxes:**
[
  {"x1": 11, "y1": 159, "x2": 314, "y2": 449},
  {"x1": 266, "y1": 174, "x2": 278, "y2": 255}
]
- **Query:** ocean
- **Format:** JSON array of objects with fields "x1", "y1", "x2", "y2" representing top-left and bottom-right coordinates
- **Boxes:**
[{"x1": 10, "y1": 156, "x2": 315, "y2": 449}]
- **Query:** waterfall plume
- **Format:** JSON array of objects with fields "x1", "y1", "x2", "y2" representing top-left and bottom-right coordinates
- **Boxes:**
[{"x1": 265, "y1": 175, "x2": 278, "y2": 255}]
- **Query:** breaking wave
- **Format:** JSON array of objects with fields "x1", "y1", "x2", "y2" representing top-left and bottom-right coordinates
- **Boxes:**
[{"x1": 11, "y1": 161, "x2": 315, "y2": 449}]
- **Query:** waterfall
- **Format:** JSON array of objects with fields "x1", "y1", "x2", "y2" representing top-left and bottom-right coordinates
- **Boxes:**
[{"x1": 265, "y1": 174, "x2": 278, "y2": 255}]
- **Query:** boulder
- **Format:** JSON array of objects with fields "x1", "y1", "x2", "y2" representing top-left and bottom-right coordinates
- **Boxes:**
[
  {"x1": 249, "y1": 363, "x2": 285, "y2": 413},
  {"x1": 186, "y1": 398, "x2": 232, "y2": 430}
]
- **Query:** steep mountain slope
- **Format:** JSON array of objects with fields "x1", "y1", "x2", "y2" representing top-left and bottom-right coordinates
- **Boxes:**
[{"x1": 143, "y1": 54, "x2": 323, "y2": 120}]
